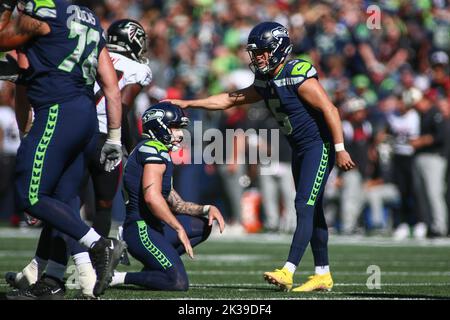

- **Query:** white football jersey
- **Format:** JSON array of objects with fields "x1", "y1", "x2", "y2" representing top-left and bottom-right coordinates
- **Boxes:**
[
  {"x1": 387, "y1": 109, "x2": 420, "y2": 156},
  {"x1": 94, "y1": 52, "x2": 152, "y2": 134},
  {"x1": 0, "y1": 106, "x2": 21, "y2": 155}
]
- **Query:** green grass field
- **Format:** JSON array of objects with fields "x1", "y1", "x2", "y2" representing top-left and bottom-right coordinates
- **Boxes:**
[{"x1": 1, "y1": 229, "x2": 450, "y2": 300}]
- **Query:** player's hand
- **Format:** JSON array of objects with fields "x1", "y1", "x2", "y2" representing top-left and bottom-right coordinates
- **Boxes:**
[
  {"x1": 163, "y1": 99, "x2": 190, "y2": 109},
  {"x1": 208, "y1": 205, "x2": 225, "y2": 234},
  {"x1": 336, "y1": 150, "x2": 355, "y2": 171},
  {"x1": 177, "y1": 228, "x2": 194, "y2": 259},
  {"x1": 0, "y1": 54, "x2": 20, "y2": 83},
  {"x1": 100, "y1": 139, "x2": 123, "y2": 172}
]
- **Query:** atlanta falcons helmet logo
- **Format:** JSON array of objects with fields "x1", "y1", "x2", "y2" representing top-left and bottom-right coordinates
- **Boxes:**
[
  {"x1": 126, "y1": 22, "x2": 145, "y2": 45},
  {"x1": 107, "y1": 19, "x2": 147, "y2": 62}
]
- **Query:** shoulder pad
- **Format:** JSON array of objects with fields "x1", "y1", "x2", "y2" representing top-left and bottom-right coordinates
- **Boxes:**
[
  {"x1": 291, "y1": 60, "x2": 317, "y2": 78},
  {"x1": 144, "y1": 140, "x2": 168, "y2": 152},
  {"x1": 19, "y1": 0, "x2": 57, "y2": 19}
]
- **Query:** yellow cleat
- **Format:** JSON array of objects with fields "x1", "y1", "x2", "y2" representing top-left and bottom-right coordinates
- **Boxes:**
[
  {"x1": 263, "y1": 267, "x2": 293, "y2": 291},
  {"x1": 292, "y1": 272, "x2": 333, "y2": 292}
]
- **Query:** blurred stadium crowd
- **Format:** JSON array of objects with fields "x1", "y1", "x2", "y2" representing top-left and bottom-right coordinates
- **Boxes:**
[{"x1": 1, "y1": 0, "x2": 449, "y2": 239}]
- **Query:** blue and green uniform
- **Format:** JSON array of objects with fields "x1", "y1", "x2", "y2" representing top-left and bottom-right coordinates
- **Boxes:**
[
  {"x1": 122, "y1": 139, "x2": 211, "y2": 291},
  {"x1": 253, "y1": 59, "x2": 335, "y2": 267},
  {"x1": 14, "y1": 0, "x2": 106, "y2": 241}
]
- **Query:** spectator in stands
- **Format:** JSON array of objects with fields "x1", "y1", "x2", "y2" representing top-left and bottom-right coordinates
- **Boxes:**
[
  {"x1": 0, "y1": 81, "x2": 21, "y2": 226},
  {"x1": 410, "y1": 88, "x2": 448, "y2": 238},
  {"x1": 340, "y1": 97, "x2": 373, "y2": 234}
]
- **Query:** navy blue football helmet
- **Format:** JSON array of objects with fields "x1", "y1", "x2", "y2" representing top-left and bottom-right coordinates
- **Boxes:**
[
  {"x1": 141, "y1": 102, "x2": 189, "y2": 149},
  {"x1": 246, "y1": 21, "x2": 293, "y2": 74}
]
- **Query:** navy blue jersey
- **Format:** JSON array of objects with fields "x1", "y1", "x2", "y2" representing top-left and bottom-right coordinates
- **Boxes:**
[
  {"x1": 18, "y1": 0, "x2": 106, "y2": 108},
  {"x1": 253, "y1": 59, "x2": 332, "y2": 152},
  {"x1": 124, "y1": 139, "x2": 173, "y2": 226}
]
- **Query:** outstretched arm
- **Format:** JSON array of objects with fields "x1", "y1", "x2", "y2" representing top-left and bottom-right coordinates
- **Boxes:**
[
  {"x1": 166, "y1": 189, "x2": 225, "y2": 233},
  {"x1": 0, "y1": 12, "x2": 50, "y2": 50},
  {"x1": 298, "y1": 78, "x2": 355, "y2": 171},
  {"x1": 166, "y1": 85, "x2": 261, "y2": 110}
]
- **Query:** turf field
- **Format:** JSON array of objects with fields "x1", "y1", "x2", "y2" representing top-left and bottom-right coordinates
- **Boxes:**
[{"x1": 1, "y1": 228, "x2": 449, "y2": 300}]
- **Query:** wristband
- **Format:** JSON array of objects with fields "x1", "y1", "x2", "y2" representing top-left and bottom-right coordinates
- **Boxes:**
[
  {"x1": 107, "y1": 127, "x2": 121, "y2": 143},
  {"x1": 202, "y1": 205, "x2": 211, "y2": 216},
  {"x1": 334, "y1": 143, "x2": 345, "y2": 152}
]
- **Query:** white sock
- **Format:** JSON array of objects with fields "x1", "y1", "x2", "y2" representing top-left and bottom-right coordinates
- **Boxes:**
[
  {"x1": 110, "y1": 271, "x2": 126, "y2": 287},
  {"x1": 73, "y1": 252, "x2": 91, "y2": 266},
  {"x1": 283, "y1": 262, "x2": 296, "y2": 274},
  {"x1": 79, "y1": 228, "x2": 101, "y2": 248},
  {"x1": 315, "y1": 265, "x2": 330, "y2": 275},
  {"x1": 76, "y1": 262, "x2": 96, "y2": 297},
  {"x1": 45, "y1": 260, "x2": 66, "y2": 281},
  {"x1": 34, "y1": 256, "x2": 48, "y2": 277},
  {"x1": 16, "y1": 257, "x2": 46, "y2": 286}
]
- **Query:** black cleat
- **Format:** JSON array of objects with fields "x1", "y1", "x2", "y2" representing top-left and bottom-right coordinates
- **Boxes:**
[
  {"x1": 89, "y1": 237, "x2": 127, "y2": 297},
  {"x1": 117, "y1": 227, "x2": 130, "y2": 266},
  {"x1": 120, "y1": 248, "x2": 131, "y2": 266},
  {"x1": 5, "y1": 272, "x2": 18, "y2": 288},
  {"x1": 5, "y1": 271, "x2": 36, "y2": 290},
  {"x1": 6, "y1": 275, "x2": 65, "y2": 300}
]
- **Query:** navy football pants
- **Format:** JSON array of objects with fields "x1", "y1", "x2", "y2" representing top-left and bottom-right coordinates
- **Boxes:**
[
  {"x1": 123, "y1": 215, "x2": 212, "y2": 291},
  {"x1": 15, "y1": 97, "x2": 98, "y2": 241},
  {"x1": 287, "y1": 142, "x2": 335, "y2": 267}
]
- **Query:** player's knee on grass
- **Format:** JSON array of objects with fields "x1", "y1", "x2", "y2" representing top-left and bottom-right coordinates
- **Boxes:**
[
  {"x1": 168, "y1": 267, "x2": 189, "y2": 291},
  {"x1": 157, "y1": 265, "x2": 189, "y2": 291},
  {"x1": 140, "y1": 265, "x2": 189, "y2": 291}
]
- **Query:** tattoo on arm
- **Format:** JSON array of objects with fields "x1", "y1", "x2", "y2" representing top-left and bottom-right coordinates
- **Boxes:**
[
  {"x1": 166, "y1": 189, "x2": 204, "y2": 216},
  {"x1": 14, "y1": 14, "x2": 45, "y2": 36},
  {"x1": 0, "y1": 14, "x2": 49, "y2": 49},
  {"x1": 143, "y1": 183, "x2": 154, "y2": 196},
  {"x1": 228, "y1": 90, "x2": 245, "y2": 104}
]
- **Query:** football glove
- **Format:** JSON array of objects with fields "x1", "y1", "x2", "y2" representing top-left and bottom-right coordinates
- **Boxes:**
[{"x1": 100, "y1": 139, "x2": 123, "y2": 172}]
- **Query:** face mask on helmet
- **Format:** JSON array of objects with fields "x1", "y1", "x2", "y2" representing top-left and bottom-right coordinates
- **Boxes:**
[
  {"x1": 107, "y1": 19, "x2": 148, "y2": 64},
  {"x1": 246, "y1": 23, "x2": 293, "y2": 74}
]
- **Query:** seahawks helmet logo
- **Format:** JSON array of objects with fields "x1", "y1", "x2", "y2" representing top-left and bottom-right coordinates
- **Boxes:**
[
  {"x1": 142, "y1": 109, "x2": 165, "y2": 124},
  {"x1": 272, "y1": 26, "x2": 289, "y2": 39}
]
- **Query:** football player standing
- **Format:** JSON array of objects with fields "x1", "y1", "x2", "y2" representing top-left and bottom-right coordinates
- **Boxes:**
[
  {"x1": 167, "y1": 21, "x2": 355, "y2": 292},
  {"x1": 0, "y1": 0, "x2": 126, "y2": 297}
]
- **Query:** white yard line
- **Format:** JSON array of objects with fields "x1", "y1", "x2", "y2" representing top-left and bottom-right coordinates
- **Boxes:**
[
  {"x1": 2, "y1": 227, "x2": 450, "y2": 247},
  {"x1": 1, "y1": 282, "x2": 448, "y2": 288},
  {"x1": 186, "y1": 270, "x2": 450, "y2": 276},
  {"x1": 190, "y1": 283, "x2": 450, "y2": 287}
]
